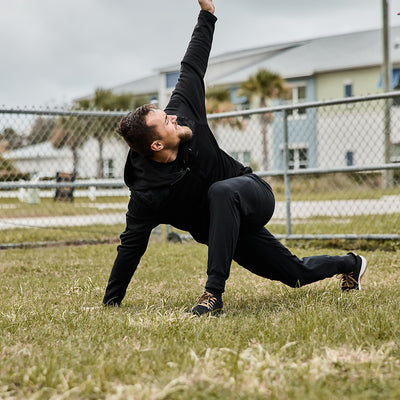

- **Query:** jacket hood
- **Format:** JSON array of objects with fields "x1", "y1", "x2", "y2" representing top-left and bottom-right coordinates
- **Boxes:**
[
  {"x1": 124, "y1": 116, "x2": 195, "y2": 191},
  {"x1": 123, "y1": 150, "x2": 186, "y2": 190}
]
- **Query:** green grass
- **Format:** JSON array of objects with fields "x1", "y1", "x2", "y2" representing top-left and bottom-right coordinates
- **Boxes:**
[{"x1": 1, "y1": 242, "x2": 400, "y2": 399}]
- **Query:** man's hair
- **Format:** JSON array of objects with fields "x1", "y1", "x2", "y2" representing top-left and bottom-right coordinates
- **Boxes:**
[{"x1": 116, "y1": 104, "x2": 159, "y2": 157}]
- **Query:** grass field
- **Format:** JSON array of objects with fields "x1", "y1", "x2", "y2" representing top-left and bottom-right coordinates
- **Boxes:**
[
  {"x1": 1, "y1": 175, "x2": 399, "y2": 247},
  {"x1": 1, "y1": 241, "x2": 400, "y2": 399}
]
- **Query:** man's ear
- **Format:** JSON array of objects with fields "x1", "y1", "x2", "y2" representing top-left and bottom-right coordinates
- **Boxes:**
[{"x1": 150, "y1": 140, "x2": 164, "y2": 152}]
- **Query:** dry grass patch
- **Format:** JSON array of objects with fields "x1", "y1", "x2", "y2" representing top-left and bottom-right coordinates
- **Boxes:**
[{"x1": 1, "y1": 243, "x2": 400, "y2": 399}]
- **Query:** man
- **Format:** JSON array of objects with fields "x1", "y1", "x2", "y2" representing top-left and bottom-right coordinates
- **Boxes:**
[{"x1": 103, "y1": 0, "x2": 367, "y2": 315}]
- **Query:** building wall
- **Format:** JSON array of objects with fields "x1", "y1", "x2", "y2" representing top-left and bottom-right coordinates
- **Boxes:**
[
  {"x1": 315, "y1": 68, "x2": 400, "y2": 168},
  {"x1": 13, "y1": 156, "x2": 73, "y2": 178},
  {"x1": 154, "y1": 60, "x2": 400, "y2": 172},
  {"x1": 214, "y1": 118, "x2": 267, "y2": 171},
  {"x1": 7, "y1": 137, "x2": 128, "y2": 180},
  {"x1": 77, "y1": 137, "x2": 127, "y2": 178},
  {"x1": 272, "y1": 78, "x2": 318, "y2": 170},
  {"x1": 316, "y1": 67, "x2": 382, "y2": 100}
]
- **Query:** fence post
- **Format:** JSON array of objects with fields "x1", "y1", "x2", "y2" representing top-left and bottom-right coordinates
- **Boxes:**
[
  {"x1": 282, "y1": 109, "x2": 292, "y2": 236},
  {"x1": 383, "y1": 98, "x2": 394, "y2": 188},
  {"x1": 382, "y1": 0, "x2": 394, "y2": 189}
]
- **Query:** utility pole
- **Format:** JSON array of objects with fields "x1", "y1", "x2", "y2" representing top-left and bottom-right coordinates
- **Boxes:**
[{"x1": 382, "y1": 0, "x2": 393, "y2": 188}]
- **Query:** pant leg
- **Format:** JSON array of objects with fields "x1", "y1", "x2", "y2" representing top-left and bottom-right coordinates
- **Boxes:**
[
  {"x1": 205, "y1": 174, "x2": 275, "y2": 293},
  {"x1": 233, "y1": 227, "x2": 356, "y2": 287}
]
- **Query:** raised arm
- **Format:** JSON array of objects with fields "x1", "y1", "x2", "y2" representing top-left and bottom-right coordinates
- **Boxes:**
[
  {"x1": 198, "y1": 0, "x2": 215, "y2": 14},
  {"x1": 164, "y1": 2, "x2": 217, "y2": 123}
]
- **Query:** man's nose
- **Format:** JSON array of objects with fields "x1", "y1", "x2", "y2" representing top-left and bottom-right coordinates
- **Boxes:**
[{"x1": 169, "y1": 115, "x2": 177, "y2": 123}]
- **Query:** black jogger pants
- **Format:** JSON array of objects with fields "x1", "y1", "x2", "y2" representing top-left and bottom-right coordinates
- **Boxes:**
[{"x1": 205, "y1": 173, "x2": 356, "y2": 293}]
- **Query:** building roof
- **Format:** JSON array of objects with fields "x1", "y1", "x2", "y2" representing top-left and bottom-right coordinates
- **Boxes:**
[
  {"x1": 158, "y1": 40, "x2": 305, "y2": 72},
  {"x1": 110, "y1": 74, "x2": 159, "y2": 95},
  {"x1": 212, "y1": 26, "x2": 400, "y2": 85},
  {"x1": 107, "y1": 25, "x2": 400, "y2": 94},
  {"x1": 158, "y1": 40, "x2": 307, "y2": 83}
]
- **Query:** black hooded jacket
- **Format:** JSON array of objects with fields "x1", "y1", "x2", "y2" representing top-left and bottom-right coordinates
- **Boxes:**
[{"x1": 103, "y1": 10, "x2": 251, "y2": 305}]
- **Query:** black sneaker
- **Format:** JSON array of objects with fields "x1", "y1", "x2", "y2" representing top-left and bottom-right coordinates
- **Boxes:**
[
  {"x1": 341, "y1": 252, "x2": 367, "y2": 291},
  {"x1": 191, "y1": 291, "x2": 223, "y2": 316}
]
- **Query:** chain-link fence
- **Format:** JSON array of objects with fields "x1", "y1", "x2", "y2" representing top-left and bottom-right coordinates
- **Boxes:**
[{"x1": 1, "y1": 92, "x2": 400, "y2": 248}]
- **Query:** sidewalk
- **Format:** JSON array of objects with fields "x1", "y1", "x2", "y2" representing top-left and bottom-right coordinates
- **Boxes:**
[
  {"x1": 273, "y1": 195, "x2": 400, "y2": 219},
  {"x1": 0, "y1": 213, "x2": 125, "y2": 230}
]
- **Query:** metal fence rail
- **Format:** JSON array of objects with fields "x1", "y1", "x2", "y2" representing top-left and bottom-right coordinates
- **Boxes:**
[{"x1": 1, "y1": 92, "x2": 400, "y2": 246}]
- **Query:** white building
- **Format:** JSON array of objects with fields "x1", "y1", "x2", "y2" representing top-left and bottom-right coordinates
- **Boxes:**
[{"x1": 4, "y1": 137, "x2": 128, "y2": 179}]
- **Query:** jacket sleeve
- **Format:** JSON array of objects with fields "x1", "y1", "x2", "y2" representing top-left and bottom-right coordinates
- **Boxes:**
[
  {"x1": 102, "y1": 206, "x2": 156, "y2": 306},
  {"x1": 164, "y1": 10, "x2": 217, "y2": 123}
]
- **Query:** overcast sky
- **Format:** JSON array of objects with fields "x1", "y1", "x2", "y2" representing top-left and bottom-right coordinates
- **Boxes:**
[{"x1": 1, "y1": 0, "x2": 399, "y2": 108}]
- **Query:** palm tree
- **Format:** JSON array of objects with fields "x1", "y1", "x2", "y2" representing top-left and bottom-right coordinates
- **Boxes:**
[
  {"x1": 205, "y1": 86, "x2": 245, "y2": 143},
  {"x1": 1, "y1": 127, "x2": 24, "y2": 149},
  {"x1": 0, "y1": 153, "x2": 21, "y2": 180},
  {"x1": 74, "y1": 88, "x2": 137, "y2": 178},
  {"x1": 50, "y1": 125, "x2": 86, "y2": 176},
  {"x1": 239, "y1": 69, "x2": 288, "y2": 170}
]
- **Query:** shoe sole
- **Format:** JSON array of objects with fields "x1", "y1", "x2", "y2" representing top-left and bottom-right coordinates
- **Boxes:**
[
  {"x1": 191, "y1": 308, "x2": 224, "y2": 317},
  {"x1": 357, "y1": 255, "x2": 367, "y2": 290}
]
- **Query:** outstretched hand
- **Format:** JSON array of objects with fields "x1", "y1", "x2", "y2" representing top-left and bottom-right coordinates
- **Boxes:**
[{"x1": 198, "y1": 0, "x2": 215, "y2": 14}]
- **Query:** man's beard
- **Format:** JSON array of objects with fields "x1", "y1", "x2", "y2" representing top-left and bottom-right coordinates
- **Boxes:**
[{"x1": 178, "y1": 125, "x2": 193, "y2": 143}]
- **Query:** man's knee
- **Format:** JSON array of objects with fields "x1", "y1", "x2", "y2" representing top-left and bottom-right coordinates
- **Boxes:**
[{"x1": 208, "y1": 180, "x2": 236, "y2": 202}]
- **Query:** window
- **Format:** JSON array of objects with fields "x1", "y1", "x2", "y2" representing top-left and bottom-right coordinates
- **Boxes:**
[
  {"x1": 390, "y1": 69, "x2": 400, "y2": 106},
  {"x1": 391, "y1": 143, "x2": 400, "y2": 163},
  {"x1": 378, "y1": 68, "x2": 400, "y2": 90},
  {"x1": 243, "y1": 151, "x2": 251, "y2": 164},
  {"x1": 297, "y1": 86, "x2": 307, "y2": 101},
  {"x1": 103, "y1": 159, "x2": 114, "y2": 178},
  {"x1": 282, "y1": 147, "x2": 308, "y2": 169},
  {"x1": 149, "y1": 96, "x2": 158, "y2": 105},
  {"x1": 231, "y1": 151, "x2": 251, "y2": 165},
  {"x1": 166, "y1": 71, "x2": 179, "y2": 89},
  {"x1": 287, "y1": 84, "x2": 307, "y2": 118},
  {"x1": 343, "y1": 80, "x2": 353, "y2": 107},
  {"x1": 229, "y1": 87, "x2": 249, "y2": 110},
  {"x1": 344, "y1": 83, "x2": 353, "y2": 97},
  {"x1": 346, "y1": 151, "x2": 354, "y2": 166}
]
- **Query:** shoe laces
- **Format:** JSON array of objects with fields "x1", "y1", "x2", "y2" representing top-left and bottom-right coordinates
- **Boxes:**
[
  {"x1": 341, "y1": 272, "x2": 357, "y2": 289},
  {"x1": 196, "y1": 292, "x2": 218, "y2": 310},
  {"x1": 339, "y1": 252, "x2": 359, "y2": 289}
]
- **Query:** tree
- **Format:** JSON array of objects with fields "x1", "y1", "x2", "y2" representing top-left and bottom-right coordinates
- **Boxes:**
[
  {"x1": 0, "y1": 127, "x2": 23, "y2": 150},
  {"x1": 0, "y1": 153, "x2": 28, "y2": 181},
  {"x1": 26, "y1": 116, "x2": 56, "y2": 145},
  {"x1": 205, "y1": 86, "x2": 245, "y2": 142},
  {"x1": 75, "y1": 88, "x2": 137, "y2": 112},
  {"x1": 73, "y1": 88, "x2": 142, "y2": 178},
  {"x1": 50, "y1": 125, "x2": 86, "y2": 176},
  {"x1": 52, "y1": 88, "x2": 145, "y2": 178},
  {"x1": 239, "y1": 69, "x2": 288, "y2": 170}
]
